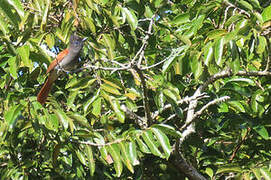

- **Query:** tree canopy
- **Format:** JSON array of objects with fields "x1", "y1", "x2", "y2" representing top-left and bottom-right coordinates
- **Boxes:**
[{"x1": 1, "y1": 0, "x2": 271, "y2": 179}]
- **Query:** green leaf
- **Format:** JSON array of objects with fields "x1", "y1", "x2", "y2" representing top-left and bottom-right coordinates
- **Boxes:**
[
  {"x1": 226, "y1": 77, "x2": 255, "y2": 86},
  {"x1": 101, "y1": 83, "x2": 121, "y2": 95},
  {"x1": 109, "y1": 97, "x2": 125, "y2": 123},
  {"x1": 85, "y1": 145, "x2": 95, "y2": 176},
  {"x1": 127, "y1": 141, "x2": 139, "y2": 166},
  {"x1": 205, "y1": 167, "x2": 214, "y2": 178},
  {"x1": 69, "y1": 113, "x2": 91, "y2": 129},
  {"x1": 190, "y1": 51, "x2": 203, "y2": 79},
  {"x1": 102, "y1": 34, "x2": 115, "y2": 59},
  {"x1": 227, "y1": 101, "x2": 245, "y2": 113},
  {"x1": 7, "y1": 0, "x2": 25, "y2": 18},
  {"x1": 230, "y1": 59, "x2": 240, "y2": 74},
  {"x1": 260, "y1": 168, "x2": 271, "y2": 179},
  {"x1": 119, "y1": 142, "x2": 134, "y2": 173},
  {"x1": 214, "y1": 37, "x2": 224, "y2": 67},
  {"x1": 203, "y1": 42, "x2": 214, "y2": 66},
  {"x1": 163, "y1": 89, "x2": 177, "y2": 102},
  {"x1": 217, "y1": 165, "x2": 242, "y2": 173},
  {"x1": 262, "y1": 5, "x2": 271, "y2": 22},
  {"x1": 225, "y1": 14, "x2": 246, "y2": 27},
  {"x1": 162, "y1": 46, "x2": 188, "y2": 74},
  {"x1": 256, "y1": 36, "x2": 267, "y2": 54},
  {"x1": 171, "y1": 13, "x2": 190, "y2": 25},
  {"x1": 122, "y1": 7, "x2": 138, "y2": 30},
  {"x1": 0, "y1": 0, "x2": 20, "y2": 26},
  {"x1": 251, "y1": 90, "x2": 264, "y2": 115},
  {"x1": 54, "y1": 109, "x2": 74, "y2": 131},
  {"x1": 0, "y1": 15, "x2": 9, "y2": 35},
  {"x1": 67, "y1": 90, "x2": 79, "y2": 109},
  {"x1": 107, "y1": 144, "x2": 123, "y2": 177},
  {"x1": 8, "y1": 57, "x2": 18, "y2": 79},
  {"x1": 17, "y1": 45, "x2": 33, "y2": 71},
  {"x1": 134, "y1": 134, "x2": 151, "y2": 153},
  {"x1": 247, "y1": 0, "x2": 261, "y2": 9},
  {"x1": 83, "y1": 89, "x2": 100, "y2": 114},
  {"x1": 150, "y1": 128, "x2": 171, "y2": 159},
  {"x1": 4, "y1": 104, "x2": 23, "y2": 129},
  {"x1": 92, "y1": 97, "x2": 102, "y2": 117},
  {"x1": 144, "y1": 5, "x2": 153, "y2": 18},
  {"x1": 67, "y1": 78, "x2": 96, "y2": 90},
  {"x1": 207, "y1": 29, "x2": 227, "y2": 40},
  {"x1": 253, "y1": 125, "x2": 269, "y2": 140},
  {"x1": 251, "y1": 168, "x2": 261, "y2": 180},
  {"x1": 152, "y1": 124, "x2": 182, "y2": 138},
  {"x1": 45, "y1": 33, "x2": 55, "y2": 49},
  {"x1": 41, "y1": 0, "x2": 50, "y2": 30},
  {"x1": 76, "y1": 149, "x2": 87, "y2": 166},
  {"x1": 142, "y1": 130, "x2": 164, "y2": 158},
  {"x1": 237, "y1": 0, "x2": 253, "y2": 11}
]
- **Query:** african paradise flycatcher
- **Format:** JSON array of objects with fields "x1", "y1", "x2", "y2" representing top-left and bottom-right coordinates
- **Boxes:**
[{"x1": 37, "y1": 33, "x2": 87, "y2": 104}]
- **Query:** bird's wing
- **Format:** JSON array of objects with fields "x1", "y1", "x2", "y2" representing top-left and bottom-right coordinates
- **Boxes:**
[{"x1": 46, "y1": 48, "x2": 69, "y2": 74}]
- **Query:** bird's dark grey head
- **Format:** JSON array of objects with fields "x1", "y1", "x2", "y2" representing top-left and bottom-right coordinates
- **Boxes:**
[{"x1": 69, "y1": 34, "x2": 87, "y2": 52}]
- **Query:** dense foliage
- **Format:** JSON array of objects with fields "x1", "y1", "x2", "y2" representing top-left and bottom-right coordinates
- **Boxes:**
[{"x1": 1, "y1": 0, "x2": 271, "y2": 179}]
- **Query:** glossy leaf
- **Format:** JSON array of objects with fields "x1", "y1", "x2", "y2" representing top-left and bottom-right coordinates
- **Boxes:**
[
  {"x1": 85, "y1": 145, "x2": 95, "y2": 176},
  {"x1": 7, "y1": 0, "x2": 24, "y2": 18},
  {"x1": 262, "y1": 5, "x2": 271, "y2": 22},
  {"x1": 253, "y1": 126, "x2": 269, "y2": 140},
  {"x1": 203, "y1": 42, "x2": 213, "y2": 66},
  {"x1": 134, "y1": 134, "x2": 151, "y2": 154},
  {"x1": 171, "y1": 13, "x2": 190, "y2": 25},
  {"x1": 4, "y1": 104, "x2": 23, "y2": 129},
  {"x1": 119, "y1": 142, "x2": 134, "y2": 173},
  {"x1": 150, "y1": 127, "x2": 171, "y2": 159},
  {"x1": 214, "y1": 37, "x2": 224, "y2": 67},
  {"x1": 142, "y1": 130, "x2": 163, "y2": 158},
  {"x1": 162, "y1": 46, "x2": 188, "y2": 74},
  {"x1": 122, "y1": 7, "x2": 138, "y2": 30},
  {"x1": 152, "y1": 124, "x2": 182, "y2": 138},
  {"x1": 109, "y1": 97, "x2": 125, "y2": 123},
  {"x1": 107, "y1": 144, "x2": 123, "y2": 177},
  {"x1": 127, "y1": 141, "x2": 139, "y2": 166},
  {"x1": 260, "y1": 168, "x2": 271, "y2": 179},
  {"x1": 17, "y1": 45, "x2": 33, "y2": 70}
]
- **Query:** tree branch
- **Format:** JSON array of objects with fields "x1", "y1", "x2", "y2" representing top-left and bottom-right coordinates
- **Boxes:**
[
  {"x1": 133, "y1": 65, "x2": 152, "y2": 125},
  {"x1": 180, "y1": 96, "x2": 230, "y2": 132},
  {"x1": 181, "y1": 69, "x2": 271, "y2": 143},
  {"x1": 170, "y1": 141, "x2": 207, "y2": 180}
]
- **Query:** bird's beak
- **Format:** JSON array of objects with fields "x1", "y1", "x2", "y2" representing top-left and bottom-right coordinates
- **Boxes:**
[{"x1": 82, "y1": 37, "x2": 88, "y2": 42}]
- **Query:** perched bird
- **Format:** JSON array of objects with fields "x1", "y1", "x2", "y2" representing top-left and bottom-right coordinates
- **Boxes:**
[{"x1": 37, "y1": 33, "x2": 87, "y2": 104}]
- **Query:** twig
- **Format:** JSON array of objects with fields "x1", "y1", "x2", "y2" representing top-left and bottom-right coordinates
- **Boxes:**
[
  {"x1": 133, "y1": 65, "x2": 152, "y2": 125},
  {"x1": 71, "y1": 138, "x2": 125, "y2": 147},
  {"x1": 265, "y1": 38, "x2": 271, "y2": 71},
  {"x1": 130, "y1": 16, "x2": 155, "y2": 66},
  {"x1": 223, "y1": 0, "x2": 250, "y2": 17},
  {"x1": 180, "y1": 96, "x2": 230, "y2": 132},
  {"x1": 229, "y1": 127, "x2": 251, "y2": 162},
  {"x1": 180, "y1": 69, "x2": 271, "y2": 144},
  {"x1": 83, "y1": 64, "x2": 130, "y2": 71},
  {"x1": 120, "y1": 105, "x2": 147, "y2": 129},
  {"x1": 151, "y1": 93, "x2": 209, "y2": 119},
  {"x1": 200, "y1": 69, "x2": 271, "y2": 92}
]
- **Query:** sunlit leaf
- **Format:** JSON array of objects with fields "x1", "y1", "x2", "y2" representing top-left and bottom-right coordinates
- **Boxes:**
[
  {"x1": 107, "y1": 144, "x2": 123, "y2": 177},
  {"x1": 214, "y1": 37, "x2": 224, "y2": 67},
  {"x1": 85, "y1": 145, "x2": 95, "y2": 176},
  {"x1": 122, "y1": 7, "x2": 138, "y2": 30},
  {"x1": 150, "y1": 127, "x2": 171, "y2": 159}
]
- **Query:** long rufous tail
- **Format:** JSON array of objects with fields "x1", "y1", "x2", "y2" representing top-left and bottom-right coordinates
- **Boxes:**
[{"x1": 37, "y1": 75, "x2": 55, "y2": 105}]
